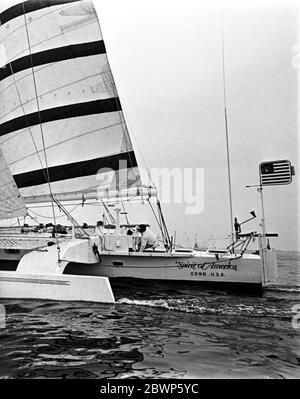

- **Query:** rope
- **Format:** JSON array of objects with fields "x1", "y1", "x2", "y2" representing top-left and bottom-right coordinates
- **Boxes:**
[
  {"x1": 29, "y1": 204, "x2": 80, "y2": 220},
  {"x1": 148, "y1": 200, "x2": 164, "y2": 238},
  {"x1": 27, "y1": 212, "x2": 39, "y2": 224}
]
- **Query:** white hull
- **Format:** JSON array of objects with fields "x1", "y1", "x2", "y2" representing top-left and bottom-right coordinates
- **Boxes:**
[
  {"x1": 64, "y1": 250, "x2": 264, "y2": 290},
  {"x1": 0, "y1": 238, "x2": 115, "y2": 303},
  {"x1": 0, "y1": 271, "x2": 114, "y2": 303}
]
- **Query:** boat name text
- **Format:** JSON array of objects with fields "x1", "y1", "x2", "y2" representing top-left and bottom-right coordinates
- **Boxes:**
[{"x1": 176, "y1": 261, "x2": 238, "y2": 271}]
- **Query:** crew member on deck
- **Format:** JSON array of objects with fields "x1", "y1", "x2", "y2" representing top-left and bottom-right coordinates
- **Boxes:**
[
  {"x1": 133, "y1": 227, "x2": 142, "y2": 251},
  {"x1": 126, "y1": 227, "x2": 134, "y2": 252},
  {"x1": 94, "y1": 220, "x2": 105, "y2": 236},
  {"x1": 138, "y1": 224, "x2": 157, "y2": 251}
]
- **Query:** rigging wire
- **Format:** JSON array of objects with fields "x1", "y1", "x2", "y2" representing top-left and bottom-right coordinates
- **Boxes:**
[
  {"x1": 29, "y1": 204, "x2": 81, "y2": 219},
  {"x1": 22, "y1": 2, "x2": 60, "y2": 257},
  {"x1": 27, "y1": 212, "x2": 39, "y2": 224},
  {"x1": 148, "y1": 199, "x2": 164, "y2": 238},
  {"x1": 121, "y1": 201, "x2": 129, "y2": 225},
  {"x1": 100, "y1": 198, "x2": 116, "y2": 224},
  {"x1": 8, "y1": 219, "x2": 20, "y2": 228}
]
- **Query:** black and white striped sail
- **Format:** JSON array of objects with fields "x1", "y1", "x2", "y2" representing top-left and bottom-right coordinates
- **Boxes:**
[{"x1": 0, "y1": 0, "x2": 141, "y2": 205}]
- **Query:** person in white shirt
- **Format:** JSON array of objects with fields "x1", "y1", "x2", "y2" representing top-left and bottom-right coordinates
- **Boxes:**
[{"x1": 137, "y1": 224, "x2": 157, "y2": 251}]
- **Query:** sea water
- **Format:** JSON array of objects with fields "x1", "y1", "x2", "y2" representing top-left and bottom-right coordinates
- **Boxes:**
[{"x1": 0, "y1": 251, "x2": 299, "y2": 379}]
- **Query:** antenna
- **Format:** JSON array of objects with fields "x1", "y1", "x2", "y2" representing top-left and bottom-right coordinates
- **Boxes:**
[{"x1": 221, "y1": 8, "x2": 234, "y2": 245}]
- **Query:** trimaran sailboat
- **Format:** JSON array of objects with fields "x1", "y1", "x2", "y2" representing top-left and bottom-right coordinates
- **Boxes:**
[{"x1": 0, "y1": 0, "x2": 284, "y2": 302}]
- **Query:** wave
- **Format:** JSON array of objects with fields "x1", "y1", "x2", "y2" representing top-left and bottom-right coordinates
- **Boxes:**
[
  {"x1": 117, "y1": 298, "x2": 292, "y2": 318},
  {"x1": 265, "y1": 286, "x2": 300, "y2": 293},
  {"x1": 117, "y1": 298, "x2": 187, "y2": 312},
  {"x1": 117, "y1": 297, "x2": 225, "y2": 315}
]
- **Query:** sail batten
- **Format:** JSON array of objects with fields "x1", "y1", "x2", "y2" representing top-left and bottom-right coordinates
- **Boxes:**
[{"x1": 0, "y1": 0, "x2": 141, "y2": 205}]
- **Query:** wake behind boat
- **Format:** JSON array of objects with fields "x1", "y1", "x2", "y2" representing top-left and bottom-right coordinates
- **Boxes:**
[{"x1": 0, "y1": 0, "x2": 294, "y2": 301}]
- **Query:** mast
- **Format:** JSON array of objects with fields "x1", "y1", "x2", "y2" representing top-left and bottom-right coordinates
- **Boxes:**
[{"x1": 221, "y1": 9, "x2": 234, "y2": 244}]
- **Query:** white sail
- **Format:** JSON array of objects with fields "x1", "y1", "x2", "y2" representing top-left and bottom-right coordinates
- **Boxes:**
[
  {"x1": 0, "y1": 0, "x2": 141, "y2": 204},
  {"x1": 0, "y1": 147, "x2": 27, "y2": 219}
]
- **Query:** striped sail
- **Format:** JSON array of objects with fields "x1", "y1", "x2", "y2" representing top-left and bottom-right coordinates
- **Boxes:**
[{"x1": 0, "y1": 0, "x2": 141, "y2": 205}]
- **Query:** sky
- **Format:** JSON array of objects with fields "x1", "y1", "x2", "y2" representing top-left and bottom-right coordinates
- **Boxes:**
[
  {"x1": 92, "y1": 0, "x2": 299, "y2": 250},
  {"x1": 0, "y1": 0, "x2": 299, "y2": 250}
]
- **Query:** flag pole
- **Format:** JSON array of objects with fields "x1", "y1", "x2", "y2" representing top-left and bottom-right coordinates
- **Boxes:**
[
  {"x1": 257, "y1": 185, "x2": 266, "y2": 248},
  {"x1": 258, "y1": 184, "x2": 267, "y2": 284}
]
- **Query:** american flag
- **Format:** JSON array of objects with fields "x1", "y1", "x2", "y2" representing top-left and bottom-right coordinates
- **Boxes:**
[{"x1": 259, "y1": 160, "x2": 293, "y2": 186}]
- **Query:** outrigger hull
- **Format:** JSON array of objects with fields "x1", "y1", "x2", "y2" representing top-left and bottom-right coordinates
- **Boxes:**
[
  {"x1": 0, "y1": 271, "x2": 115, "y2": 303},
  {"x1": 0, "y1": 238, "x2": 115, "y2": 303}
]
